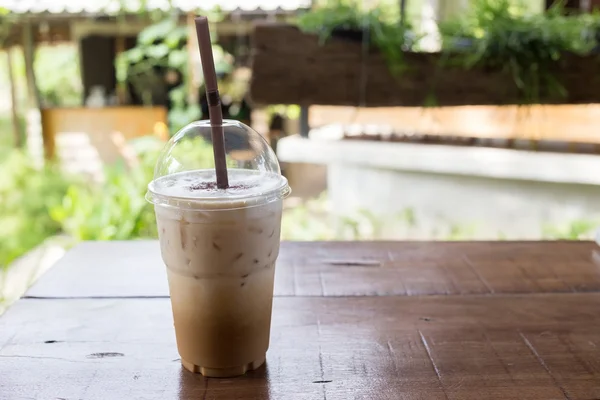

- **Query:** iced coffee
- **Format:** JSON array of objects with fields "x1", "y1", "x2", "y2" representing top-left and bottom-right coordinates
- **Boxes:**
[{"x1": 148, "y1": 167, "x2": 289, "y2": 377}]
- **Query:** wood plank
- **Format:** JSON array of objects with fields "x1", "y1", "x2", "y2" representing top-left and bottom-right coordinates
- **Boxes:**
[
  {"x1": 308, "y1": 104, "x2": 600, "y2": 147},
  {"x1": 25, "y1": 241, "x2": 168, "y2": 298},
  {"x1": 3, "y1": 294, "x2": 600, "y2": 399},
  {"x1": 26, "y1": 241, "x2": 600, "y2": 298},
  {"x1": 41, "y1": 106, "x2": 167, "y2": 161},
  {"x1": 250, "y1": 24, "x2": 600, "y2": 107}
]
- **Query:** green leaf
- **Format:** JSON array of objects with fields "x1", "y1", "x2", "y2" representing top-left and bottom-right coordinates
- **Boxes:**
[
  {"x1": 138, "y1": 19, "x2": 176, "y2": 45},
  {"x1": 145, "y1": 43, "x2": 170, "y2": 59},
  {"x1": 168, "y1": 49, "x2": 187, "y2": 69},
  {"x1": 124, "y1": 47, "x2": 145, "y2": 63},
  {"x1": 165, "y1": 26, "x2": 187, "y2": 49}
]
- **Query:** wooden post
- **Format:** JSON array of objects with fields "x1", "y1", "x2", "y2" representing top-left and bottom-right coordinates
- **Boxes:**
[
  {"x1": 186, "y1": 12, "x2": 199, "y2": 106},
  {"x1": 6, "y1": 47, "x2": 22, "y2": 148},
  {"x1": 299, "y1": 106, "x2": 310, "y2": 138},
  {"x1": 23, "y1": 20, "x2": 41, "y2": 109},
  {"x1": 22, "y1": 19, "x2": 44, "y2": 163}
]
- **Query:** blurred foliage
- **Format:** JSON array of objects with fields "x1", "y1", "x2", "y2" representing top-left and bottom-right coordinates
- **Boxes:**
[
  {"x1": 338, "y1": 209, "x2": 384, "y2": 240},
  {"x1": 266, "y1": 105, "x2": 301, "y2": 120},
  {"x1": 49, "y1": 160, "x2": 157, "y2": 241},
  {"x1": 0, "y1": 135, "x2": 223, "y2": 265},
  {"x1": 47, "y1": 135, "x2": 214, "y2": 241},
  {"x1": 1, "y1": 133, "x2": 598, "y2": 271},
  {"x1": 446, "y1": 223, "x2": 478, "y2": 240},
  {"x1": 0, "y1": 151, "x2": 73, "y2": 269},
  {"x1": 543, "y1": 219, "x2": 599, "y2": 240},
  {"x1": 154, "y1": 134, "x2": 224, "y2": 177},
  {"x1": 282, "y1": 193, "x2": 388, "y2": 241},
  {"x1": 116, "y1": 17, "x2": 233, "y2": 133},
  {"x1": 298, "y1": 0, "x2": 418, "y2": 77},
  {"x1": 303, "y1": 0, "x2": 403, "y2": 30},
  {"x1": 35, "y1": 45, "x2": 83, "y2": 107},
  {"x1": 439, "y1": 0, "x2": 600, "y2": 104},
  {"x1": 0, "y1": 6, "x2": 16, "y2": 46},
  {"x1": 116, "y1": 17, "x2": 199, "y2": 131},
  {"x1": 0, "y1": 138, "x2": 149, "y2": 269},
  {"x1": 282, "y1": 193, "x2": 335, "y2": 240},
  {"x1": 0, "y1": 114, "x2": 24, "y2": 149},
  {"x1": 298, "y1": 0, "x2": 600, "y2": 104},
  {"x1": 282, "y1": 197, "x2": 412, "y2": 241},
  {"x1": 0, "y1": 44, "x2": 82, "y2": 114}
]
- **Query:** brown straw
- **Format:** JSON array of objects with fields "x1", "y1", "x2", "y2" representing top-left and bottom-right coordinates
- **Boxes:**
[{"x1": 194, "y1": 16, "x2": 229, "y2": 189}]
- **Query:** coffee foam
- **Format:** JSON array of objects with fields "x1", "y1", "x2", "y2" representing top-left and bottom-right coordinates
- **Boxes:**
[{"x1": 149, "y1": 169, "x2": 288, "y2": 201}]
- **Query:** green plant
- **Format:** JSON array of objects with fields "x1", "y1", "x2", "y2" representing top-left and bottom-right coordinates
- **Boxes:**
[
  {"x1": 116, "y1": 17, "x2": 233, "y2": 133},
  {"x1": 338, "y1": 209, "x2": 384, "y2": 239},
  {"x1": 49, "y1": 162, "x2": 157, "y2": 241},
  {"x1": 116, "y1": 18, "x2": 189, "y2": 107},
  {"x1": 0, "y1": 7, "x2": 16, "y2": 46},
  {"x1": 0, "y1": 151, "x2": 73, "y2": 269},
  {"x1": 281, "y1": 192, "x2": 336, "y2": 240},
  {"x1": 439, "y1": 0, "x2": 600, "y2": 104},
  {"x1": 542, "y1": 219, "x2": 598, "y2": 240},
  {"x1": 266, "y1": 105, "x2": 301, "y2": 120},
  {"x1": 397, "y1": 207, "x2": 416, "y2": 228},
  {"x1": 298, "y1": 0, "x2": 417, "y2": 77},
  {"x1": 35, "y1": 45, "x2": 83, "y2": 107},
  {"x1": 47, "y1": 139, "x2": 160, "y2": 241},
  {"x1": 48, "y1": 135, "x2": 220, "y2": 241},
  {"x1": 281, "y1": 195, "x2": 419, "y2": 241},
  {"x1": 445, "y1": 222, "x2": 478, "y2": 241}
]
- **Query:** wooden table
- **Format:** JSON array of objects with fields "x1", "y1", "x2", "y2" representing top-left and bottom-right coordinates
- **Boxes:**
[{"x1": 2, "y1": 241, "x2": 600, "y2": 399}]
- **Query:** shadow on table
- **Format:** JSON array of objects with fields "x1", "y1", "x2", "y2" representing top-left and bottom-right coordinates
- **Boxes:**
[{"x1": 177, "y1": 361, "x2": 272, "y2": 399}]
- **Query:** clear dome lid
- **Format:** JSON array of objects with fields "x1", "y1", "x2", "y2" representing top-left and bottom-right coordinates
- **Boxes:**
[{"x1": 146, "y1": 119, "x2": 290, "y2": 209}]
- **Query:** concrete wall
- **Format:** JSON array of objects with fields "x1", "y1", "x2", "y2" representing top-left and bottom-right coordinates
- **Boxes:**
[
  {"x1": 278, "y1": 135, "x2": 600, "y2": 239},
  {"x1": 328, "y1": 163, "x2": 600, "y2": 239}
]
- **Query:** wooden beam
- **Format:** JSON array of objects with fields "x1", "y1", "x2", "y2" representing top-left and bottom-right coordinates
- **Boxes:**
[
  {"x1": 70, "y1": 19, "x2": 254, "y2": 42},
  {"x1": 70, "y1": 20, "x2": 150, "y2": 42},
  {"x1": 6, "y1": 47, "x2": 22, "y2": 148},
  {"x1": 2, "y1": 14, "x2": 275, "y2": 49}
]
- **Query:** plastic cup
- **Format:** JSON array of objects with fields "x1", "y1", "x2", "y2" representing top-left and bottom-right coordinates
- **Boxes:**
[{"x1": 146, "y1": 120, "x2": 290, "y2": 377}]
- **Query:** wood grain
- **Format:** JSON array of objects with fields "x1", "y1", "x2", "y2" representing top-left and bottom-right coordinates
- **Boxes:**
[
  {"x1": 26, "y1": 240, "x2": 600, "y2": 298},
  {"x1": 250, "y1": 24, "x2": 600, "y2": 107},
  {"x1": 10, "y1": 240, "x2": 600, "y2": 399},
  {"x1": 2, "y1": 294, "x2": 600, "y2": 400}
]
